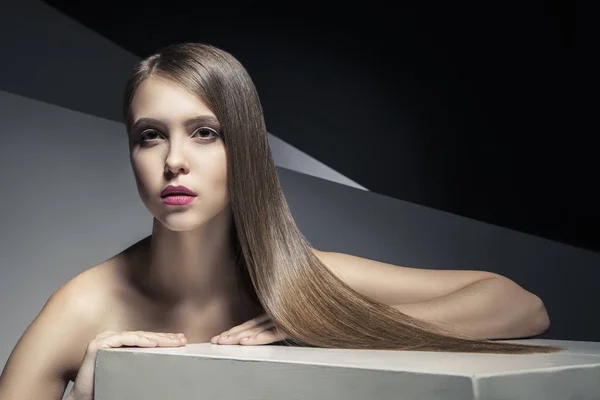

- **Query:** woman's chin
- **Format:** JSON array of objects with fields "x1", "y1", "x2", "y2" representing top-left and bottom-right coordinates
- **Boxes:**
[{"x1": 155, "y1": 213, "x2": 205, "y2": 232}]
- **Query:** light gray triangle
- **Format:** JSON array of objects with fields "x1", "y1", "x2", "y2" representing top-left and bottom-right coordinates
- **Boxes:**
[{"x1": 267, "y1": 133, "x2": 368, "y2": 190}]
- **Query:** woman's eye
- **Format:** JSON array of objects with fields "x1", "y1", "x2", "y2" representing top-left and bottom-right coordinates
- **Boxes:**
[
  {"x1": 139, "y1": 130, "x2": 161, "y2": 142},
  {"x1": 193, "y1": 127, "x2": 219, "y2": 139}
]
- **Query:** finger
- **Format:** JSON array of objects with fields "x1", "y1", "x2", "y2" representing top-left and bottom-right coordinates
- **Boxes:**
[
  {"x1": 212, "y1": 321, "x2": 268, "y2": 345},
  {"x1": 219, "y1": 314, "x2": 270, "y2": 337},
  {"x1": 98, "y1": 332, "x2": 159, "y2": 348},
  {"x1": 99, "y1": 332, "x2": 184, "y2": 349},
  {"x1": 148, "y1": 332, "x2": 186, "y2": 340},
  {"x1": 217, "y1": 321, "x2": 275, "y2": 344},
  {"x1": 211, "y1": 316, "x2": 266, "y2": 343},
  {"x1": 240, "y1": 327, "x2": 289, "y2": 346},
  {"x1": 134, "y1": 331, "x2": 186, "y2": 339},
  {"x1": 141, "y1": 332, "x2": 187, "y2": 345},
  {"x1": 216, "y1": 321, "x2": 275, "y2": 345}
]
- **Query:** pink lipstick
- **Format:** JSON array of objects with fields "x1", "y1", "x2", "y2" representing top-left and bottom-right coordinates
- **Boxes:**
[
  {"x1": 162, "y1": 195, "x2": 196, "y2": 205},
  {"x1": 160, "y1": 185, "x2": 197, "y2": 206},
  {"x1": 161, "y1": 185, "x2": 197, "y2": 197}
]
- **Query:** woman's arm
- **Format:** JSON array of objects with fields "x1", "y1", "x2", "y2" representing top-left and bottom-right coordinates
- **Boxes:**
[
  {"x1": 393, "y1": 277, "x2": 550, "y2": 340},
  {"x1": 311, "y1": 249, "x2": 502, "y2": 305},
  {"x1": 313, "y1": 249, "x2": 548, "y2": 340},
  {"x1": 0, "y1": 281, "x2": 100, "y2": 400}
]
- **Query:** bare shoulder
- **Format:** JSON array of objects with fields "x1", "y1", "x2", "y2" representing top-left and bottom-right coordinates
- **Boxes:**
[{"x1": 0, "y1": 257, "x2": 123, "y2": 399}]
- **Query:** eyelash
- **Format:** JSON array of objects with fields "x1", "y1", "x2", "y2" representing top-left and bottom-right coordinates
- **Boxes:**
[{"x1": 135, "y1": 127, "x2": 220, "y2": 144}]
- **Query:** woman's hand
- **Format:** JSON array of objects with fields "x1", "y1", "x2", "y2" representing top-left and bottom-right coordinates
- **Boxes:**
[
  {"x1": 210, "y1": 313, "x2": 289, "y2": 345},
  {"x1": 67, "y1": 330, "x2": 186, "y2": 400}
]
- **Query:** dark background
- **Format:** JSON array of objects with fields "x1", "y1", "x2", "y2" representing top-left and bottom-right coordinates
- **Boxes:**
[{"x1": 44, "y1": 1, "x2": 593, "y2": 253}]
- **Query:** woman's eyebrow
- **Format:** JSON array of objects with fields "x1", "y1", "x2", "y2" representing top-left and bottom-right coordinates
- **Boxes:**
[{"x1": 132, "y1": 116, "x2": 221, "y2": 131}]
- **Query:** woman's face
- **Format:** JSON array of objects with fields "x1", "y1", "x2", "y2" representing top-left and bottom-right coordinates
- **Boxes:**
[{"x1": 128, "y1": 75, "x2": 229, "y2": 231}]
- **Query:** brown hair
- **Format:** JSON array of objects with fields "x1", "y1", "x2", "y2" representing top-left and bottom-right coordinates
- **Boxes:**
[{"x1": 122, "y1": 42, "x2": 563, "y2": 354}]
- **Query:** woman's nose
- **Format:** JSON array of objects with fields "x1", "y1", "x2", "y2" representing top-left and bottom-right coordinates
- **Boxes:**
[{"x1": 164, "y1": 146, "x2": 190, "y2": 175}]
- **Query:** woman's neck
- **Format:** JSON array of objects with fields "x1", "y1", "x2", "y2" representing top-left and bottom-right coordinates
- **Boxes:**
[{"x1": 129, "y1": 211, "x2": 245, "y2": 309}]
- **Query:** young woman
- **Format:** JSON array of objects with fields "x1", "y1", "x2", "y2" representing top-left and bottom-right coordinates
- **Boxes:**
[{"x1": 0, "y1": 42, "x2": 562, "y2": 400}]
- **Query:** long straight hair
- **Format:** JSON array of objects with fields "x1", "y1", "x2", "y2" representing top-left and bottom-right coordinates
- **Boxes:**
[{"x1": 122, "y1": 42, "x2": 562, "y2": 354}]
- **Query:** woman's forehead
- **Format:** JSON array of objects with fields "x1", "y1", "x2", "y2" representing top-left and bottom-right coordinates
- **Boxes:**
[{"x1": 130, "y1": 76, "x2": 215, "y2": 122}]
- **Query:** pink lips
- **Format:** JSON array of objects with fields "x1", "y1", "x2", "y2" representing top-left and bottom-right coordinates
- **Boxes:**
[
  {"x1": 161, "y1": 185, "x2": 197, "y2": 197},
  {"x1": 160, "y1": 185, "x2": 197, "y2": 206},
  {"x1": 162, "y1": 195, "x2": 195, "y2": 205}
]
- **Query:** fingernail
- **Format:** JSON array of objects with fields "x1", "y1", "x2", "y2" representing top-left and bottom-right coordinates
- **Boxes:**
[
  {"x1": 241, "y1": 337, "x2": 249, "y2": 342},
  {"x1": 221, "y1": 335, "x2": 229, "y2": 340}
]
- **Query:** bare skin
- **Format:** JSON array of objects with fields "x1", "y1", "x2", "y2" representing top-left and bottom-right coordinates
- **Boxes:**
[{"x1": 88, "y1": 234, "x2": 263, "y2": 348}]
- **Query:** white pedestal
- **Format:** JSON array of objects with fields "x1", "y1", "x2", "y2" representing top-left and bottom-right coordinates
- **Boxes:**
[{"x1": 95, "y1": 339, "x2": 600, "y2": 400}]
